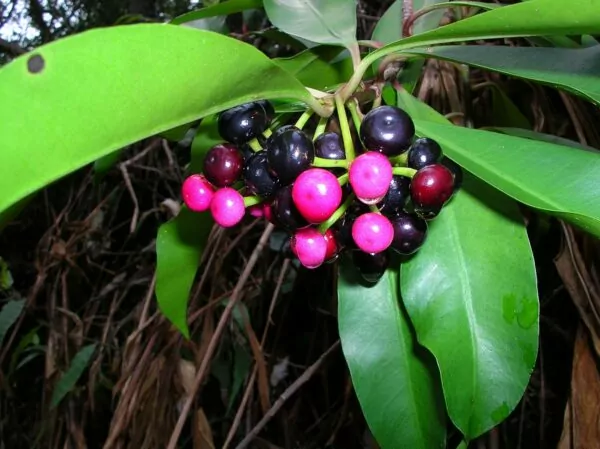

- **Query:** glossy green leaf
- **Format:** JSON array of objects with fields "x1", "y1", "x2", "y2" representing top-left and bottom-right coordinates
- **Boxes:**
[
  {"x1": 487, "y1": 127, "x2": 598, "y2": 153},
  {"x1": 263, "y1": 0, "x2": 357, "y2": 47},
  {"x1": 338, "y1": 261, "x2": 446, "y2": 449},
  {"x1": 488, "y1": 85, "x2": 531, "y2": 129},
  {"x1": 190, "y1": 115, "x2": 222, "y2": 174},
  {"x1": 275, "y1": 45, "x2": 353, "y2": 90},
  {"x1": 372, "y1": 0, "x2": 402, "y2": 45},
  {"x1": 0, "y1": 24, "x2": 312, "y2": 215},
  {"x1": 0, "y1": 298, "x2": 25, "y2": 347},
  {"x1": 93, "y1": 150, "x2": 123, "y2": 180},
  {"x1": 403, "y1": 44, "x2": 600, "y2": 106},
  {"x1": 401, "y1": 175, "x2": 539, "y2": 439},
  {"x1": 413, "y1": 119, "x2": 600, "y2": 236},
  {"x1": 170, "y1": 0, "x2": 262, "y2": 25},
  {"x1": 156, "y1": 208, "x2": 213, "y2": 337},
  {"x1": 51, "y1": 343, "x2": 97, "y2": 408},
  {"x1": 412, "y1": 0, "x2": 450, "y2": 36},
  {"x1": 396, "y1": 88, "x2": 449, "y2": 125}
]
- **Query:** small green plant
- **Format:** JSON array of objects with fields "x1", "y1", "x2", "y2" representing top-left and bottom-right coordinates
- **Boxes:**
[{"x1": 1, "y1": 0, "x2": 600, "y2": 447}]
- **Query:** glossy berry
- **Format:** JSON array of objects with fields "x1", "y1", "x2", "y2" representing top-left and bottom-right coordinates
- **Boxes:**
[
  {"x1": 290, "y1": 228, "x2": 327, "y2": 269},
  {"x1": 243, "y1": 151, "x2": 279, "y2": 197},
  {"x1": 314, "y1": 132, "x2": 346, "y2": 160},
  {"x1": 292, "y1": 168, "x2": 342, "y2": 224},
  {"x1": 240, "y1": 144, "x2": 254, "y2": 161},
  {"x1": 257, "y1": 100, "x2": 275, "y2": 122},
  {"x1": 210, "y1": 188, "x2": 245, "y2": 228},
  {"x1": 441, "y1": 157, "x2": 463, "y2": 192},
  {"x1": 323, "y1": 229, "x2": 340, "y2": 262},
  {"x1": 408, "y1": 137, "x2": 443, "y2": 170},
  {"x1": 378, "y1": 175, "x2": 410, "y2": 216},
  {"x1": 270, "y1": 185, "x2": 308, "y2": 232},
  {"x1": 352, "y1": 250, "x2": 390, "y2": 283},
  {"x1": 410, "y1": 164, "x2": 455, "y2": 219},
  {"x1": 349, "y1": 152, "x2": 393, "y2": 204},
  {"x1": 360, "y1": 105, "x2": 415, "y2": 156},
  {"x1": 203, "y1": 143, "x2": 244, "y2": 187},
  {"x1": 390, "y1": 213, "x2": 428, "y2": 255},
  {"x1": 335, "y1": 213, "x2": 357, "y2": 250},
  {"x1": 181, "y1": 174, "x2": 214, "y2": 212},
  {"x1": 218, "y1": 102, "x2": 270, "y2": 145},
  {"x1": 266, "y1": 125, "x2": 315, "y2": 185},
  {"x1": 352, "y1": 213, "x2": 394, "y2": 254}
]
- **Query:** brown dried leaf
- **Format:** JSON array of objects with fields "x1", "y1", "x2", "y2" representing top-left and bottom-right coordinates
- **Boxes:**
[{"x1": 193, "y1": 408, "x2": 215, "y2": 449}]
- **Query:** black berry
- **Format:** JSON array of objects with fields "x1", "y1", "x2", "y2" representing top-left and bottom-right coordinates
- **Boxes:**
[
  {"x1": 390, "y1": 213, "x2": 427, "y2": 255},
  {"x1": 352, "y1": 250, "x2": 390, "y2": 283},
  {"x1": 335, "y1": 213, "x2": 358, "y2": 250},
  {"x1": 314, "y1": 132, "x2": 345, "y2": 160},
  {"x1": 410, "y1": 164, "x2": 455, "y2": 220},
  {"x1": 270, "y1": 185, "x2": 308, "y2": 232},
  {"x1": 257, "y1": 100, "x2": 275, "y2": 122},
  {"x1": 202, "y1": 143, "x2": 244, "y2": 187},
  {"x1": 218, "y1": 102, "x2": 270, "y2": 145},
  {"x1": 441, "y1": 157, "x2": 463, "y2": 192},
  {"x1": 378, "y1": 175, "x2": 410, "y2": 216},
  {"x1": 243, "y1": 151, "x2": 279, "y2": 197},
  {"x1": 266, "y1": 125, "x2": 315, "y2": 185},
  {"x1": 408, "y1": 137, "x2": 443, "y2": 170},
  {"x1": 360, "y1": 105, "x2": 415, "y2": 156}
]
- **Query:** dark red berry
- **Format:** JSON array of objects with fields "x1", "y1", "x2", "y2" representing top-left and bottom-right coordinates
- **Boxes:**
[
  {"x1": 243, "y1": 151, "x2": 279, "y2": 197},
  {"x1": 408, "y1": 137, "x2": 443, "y2": 170},
  {"x1": 441, "y1": 157, "x2": 463, "y2": 192},
  {"x1": 218, "y1": 102, "x2": 270, "y2": 144},
  {"x1": 411, "y1": 164, "x2": 454, "y2": 210},
  {"x1": 323, "y1": 229, "x2": 340, "y2": 262},
  {"x1": 352, "y1": 250, "x2": 390, "y2": 284},
  {"x1": 270, "y1": 185, "x2": 308, "y2": 232},
  {"x1": 266, "y1": 125, "x2": 315, "y2": 185},
  {"x1": 378, "y1": 175, "x2": 410, "y2": 216},
  {"x1": 314, "y1": 132, "x2": 346, "y2": 160},
  {"x1": 203, "y1": 143, "x2": 244, "y2": 187},
  {"x1": 390, "y1": 213, "x2": 427, "y2": 255},
  {"x1": 360, "y1": 105, "x2": 415, "y2": 156}
]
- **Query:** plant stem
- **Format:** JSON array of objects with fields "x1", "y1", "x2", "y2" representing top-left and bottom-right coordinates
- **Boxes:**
[
  {"x1": 392, "y1": 167, "x2": 417, "y2": 177},
  {"x1": 389, "y1": 152, "x2": 409, "y2": 166},
  {"x1": 337, "y1": 173, "x2": 349, "y2": 186},
  {"x1": 306, "y1": 94, "x2": 334, "y2": 118},
  {"x1": 369, "y1": 204, "x2": 380, "y2": 213},
  {"x1": 313, "y1": 157, "x2": 348, "y2": 169},
  {"x1": 347, "y1": 99, "x2": 363, "y2": 137},
  {"x1": 262, "y1": 128, "x2": 273, "y2": 139},
  {"x1": 348, "y1": 42, "x2": 362, "y2": 70},
  {"x1": 318, "y1": 193, "x2": 355, "y2": 233},
  {"x1": 248, "y1": 138, "x2": 262, "y2": 152},
  {"x1": 313, "y1": 116, "x2": 329, "y2": 141},
  {"x1": 357, "y1": 40, "x2": 383, "y2": 49},
  {"x1": 335, "y1": 95, "x2": 355, "y2": 162},
  {"x1": 243, "y1": 196, "x2": 263, "y2": 207},
  {"x1": 294, "y1": 109, "x2": 314, "y2": 130}
]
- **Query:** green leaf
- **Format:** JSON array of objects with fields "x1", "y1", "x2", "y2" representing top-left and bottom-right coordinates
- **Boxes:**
[
  {"x1": 372, "y1": 0, "x2": 403, "y2": 45},
  {"x1": 155, "y1": 208, "x2": 213, "y2": 337},
  {"x1": 51, "y1": 343, "x2": 97, "y2": 408},
  {"x1": 0, "y1": 298, "x2": 25, "y2": 347},
  {"x1": 413, "y1": 119, "x2": 600, "y2": 237},
  {"x1": 190, "y1": 115, "x2": 222, "y2": 174},
  {"x1": 0, "y1": 257, "x2": 14, "y2": 290},
  {"x1": 401, "y1": 175, "x2": 539, "y2": 439},
  {"x1": 263, "y1": 0, "x2": 357, "y2": 47},
  {"x1": 403, "y1": 44, "x2": 600, "y2": 106},
  {"x1": 93, "y1": 150, "x2": 123, "y2": 180},
  {"x1": 170, "y1": 0, "x2": 263, "y2": 25},
  {"x1": 0, "y1": 24, "x2": 312, "y2": 215},
  {"x1": 411, "y1": 0, "x2": 450, "y2": 36},
  {"x1": 396, "y1": 88, "x2": 449, "y2": 124},
  {"x1": 488, "y1": 85, "x2": 531, "y2": 129},
  {"x1": 487, "y1": 127, "x2": 598, "y2": 152},
  {"x1": 227, "y1": 344, "x2": 252, "y2": 413},
  {"x1": 337, "y1": 261, "x2": 446, "y2": 449}
]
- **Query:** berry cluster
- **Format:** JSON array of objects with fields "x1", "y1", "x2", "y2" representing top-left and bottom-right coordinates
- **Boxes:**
[{"x1": 181, "y1": 100, "x2": 462, "y2": 283}]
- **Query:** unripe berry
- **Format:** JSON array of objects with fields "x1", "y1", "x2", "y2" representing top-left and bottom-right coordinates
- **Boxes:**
[
  {"x1": 210, "y1": 188, "x2": 245, "y2": 228},
  {"x1": 351, "y1": 213, "x2": 394, "y2": 254},
  {"x1": 349, "y1": 152, "x2": 393, "y2": 204},
  {"x1": 203, "y1": 143, "x2": 244, "y2": 187},
  {"x1": 410, "y1": 164, "x2": 455, "y2": 219},
  {"x1": 181, "y1": 174, "x2": 214, "y2": 212},
  {"x1": 292, "y1": 168, "x2": 342, "y2": 224},
  {"x1": 290, "y1": 228, "x2": 327, "y2": 269}
]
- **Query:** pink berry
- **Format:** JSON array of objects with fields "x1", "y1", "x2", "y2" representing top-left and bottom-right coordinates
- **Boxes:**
[
  {"x1": 247, "y1": 204, "x2": 264, "y2": 218},
  {"x1": 292, "y1": 168, "x2": 342, "y2": 224},
  {"x1": 182, "y1": 174, "x2": 215, "y2": 212},
  {"x1": 210, "y1": 188, "x2": 245, "y2": 227},
  {"x1": 352, "y1": 213, "x2": 394, "y2": 253},
  {"x1": 349, "y1": 152, "x2": 393, "y2": 204},
  {"x1": 290, "y1": 228, "x2": 327, "y2": 269}
]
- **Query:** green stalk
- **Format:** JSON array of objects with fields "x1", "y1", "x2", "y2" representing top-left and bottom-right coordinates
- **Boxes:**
[
  {"x1": 313, "y1": 157, "x2": 348, "y2": 169},
  {"x1": 243, "y1": 196, "x2": 263, "y2": 208},
  {"x1": 294, "y1": 109, "x2": 314, "y2": 129},
  {"x1": 347, "y1": 99, "x2": 363, "y2": 137},
  {"x1": 313, "y1": 116, "x2": 329, "y2": 141},
  {"x1": 335, "y1": 95, "x2": 355, "y2": 162},
  {"x1": 389, "y1": 152, "x2": 409, "y2": 166},
  {"x1": 392, "y1": 167, "x2": 417, "y2": 177},
  {"x1": 248, "y1": 138, "x2": 262, "y2": 152},
  {"x1": 318, "y1": 193, "x2": 355, "y2": 233}
]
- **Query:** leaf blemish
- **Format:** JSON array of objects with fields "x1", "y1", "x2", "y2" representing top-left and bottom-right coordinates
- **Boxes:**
[{"x1": 27, "y1": 54, "x2": 45, "y2": 74}]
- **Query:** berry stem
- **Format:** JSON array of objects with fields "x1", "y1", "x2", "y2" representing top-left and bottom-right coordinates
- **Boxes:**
[
  {"x1": 337, "y1": 173, "x2": 349, "y2": 187},
  {"x1": 369, "y1": 204, "x2": 380, "y2": 213},
  {"x1": 313, "y1": 116, "x2": 329, "y2": 142},
  {"x1": 295, "y1": 109, "x2": 314, "y2": 130},
  {"x1": 243, "y1": 195, "x2": 263, "y2": 208},
  {"x1": 335, "y1": 94, "x2": 356, "y2": 162},
  {"x1": 347, "y1": 99, "x2": 363, "y2": 136},
  {"x1": 313, "y1": 157, "x2": 348, "y2": 169},
  {"x1": 389, "y1": 152, "x2": 409, "y2": 166},
  {"x1": 248, "y1": 138, "x2": 263, "y2": 152},
  {"x1": 262, "y1": 128, "x2": 273, "y2": 139},
  {"x1": 392, "y1": 167, "x2": 417, "y2": 178},
  {"x1": 318, "y1": 193, "x2": 355, "y2": 233}
]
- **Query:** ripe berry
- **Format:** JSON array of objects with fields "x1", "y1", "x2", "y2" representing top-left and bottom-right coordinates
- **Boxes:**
[
  {"x1": 266, "y1": 125, "x2": 315, "y2": 185},
  {"x1": 314, "y1": 132, "x2": 346, "y2": 160},
  {"x1": 270, "y1": 185, "x2": 308, "y2": 232},
  {"x1": 243, "y1": 151, "x2": 279, "y2": 197},
  {"x1": 203, "y1": 143, "x2": 244, "y2": 187},
  {"x1": 378, "y1": 175, "x2": 410, "y2": 216},
  {"x1": 210, "y1": 188, "x2": 245, "y2": 228},
  {"x1": 352, "y1": 250, "x2": 390, "y2": 283},
  {"x1": 349, "y1": 152, "x2": 393, "y2": 204},
  {"x1": 360, "y1": 105, "x2": 415, "y2": 156},
  {"x1": 292, "y1": 168, "x2": 342, "y2": 224},
  {"x1": 181, "y1": 174, "x2": 214, "y2": 212},
  {"x1": 218, "y1": 101, "x2": 270, "y2": 144},
  {"x1": 410, "y1": 164, "x2": 455, "y2": 219},
  {"x1": 390, "y1": 213, "x2": 428, "y2": 255},
  {"x1": 247, "y1": 204, "x2": 264, "y2": 218},
  {"x1": 290, "y1": 228, "x2": 327, "y2": 269},
  {"x1": 408, "y1": 137, "x2": 443, "y2": 170},
  {"x1": 441, "y1": 157, "x2": 463, "y2": 192},
  {"x1": 335, "y1": 213, "x2": 358, "y2": 250},
  {"x1": 257, "y1": 100, "x2": 275, "y2": 122},
  {"x1": 323, "y1": 229, "x2": 340, "y2": 262},
  {"x1": 352, "y1": 213, "x2": 394, "y2": 254}
]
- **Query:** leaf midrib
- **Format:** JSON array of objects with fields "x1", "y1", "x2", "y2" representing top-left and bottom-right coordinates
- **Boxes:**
[{"x1": 300, "y1": 0, "x2": 348, "y2": 43}]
